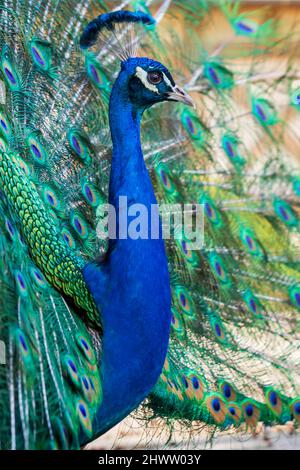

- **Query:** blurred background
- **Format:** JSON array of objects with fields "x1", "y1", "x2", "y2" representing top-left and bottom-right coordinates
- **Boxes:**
[{"x1": 87, "y1": 0, "x2": 300, "y2": 450}]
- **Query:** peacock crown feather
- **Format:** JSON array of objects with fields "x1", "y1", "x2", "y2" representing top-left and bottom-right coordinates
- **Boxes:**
[{"x1": 80, "y1": 10, "x2": 156, "y2": 61}]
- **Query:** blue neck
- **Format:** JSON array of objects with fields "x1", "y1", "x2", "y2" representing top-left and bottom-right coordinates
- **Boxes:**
[{"x1": 83, "y1": 69, "x2": 171, "y2": 435}]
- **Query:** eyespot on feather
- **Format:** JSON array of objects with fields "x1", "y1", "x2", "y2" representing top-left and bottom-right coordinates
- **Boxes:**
[
  {"x1": 227, "y1": 402, "x2": 242, "y2": 425},
  {"x1": 265, "y1": 388, "x2": 283, "y2": 417},
  {"x1": 76, "y1": 399, "x2": 93, "y2": 437},
  {"x1": 68, "y1": 129, "x2": 92, "y2": 163},
  {"x1": 242, "y1": 400, "x2": 261, "y2": 428},
  {"x1": 174, "y1": 285, "x2": 195, "y2": 318},
  {"x1": 0, "y1": 111, "x2": 12, "y2": 139},
  {"x1": 27, "y1": 133, "x2": 47, "y2": 164},
  {"x1": 205, "y1": 393, "x2": 227, "y2": 425},
  {"x1": 30, "y1": 39, "x2": 53, "y2": 72},
  {"x1": 76, "y1": 334, "x2": 96, "y2": 365},
  {"x1": 70, "y1": 213, "x2": 89, "y2": 239},
  {"x1": 290, "y1": 398, "x2": 300, "y2": 423},
  {"x1": 61, "y1": 228, "x2": 76, "y2": 250},
  {"x1": 1, "y1": 56, "x2": 20, "y2": 90},
  {"x1": 219, "y1": 381, "x2": 237, "y2": 402},
  {"x1": 208, "y1": 253, "x2": 231, "y2": 287},
  {"x1": 273, "y1": 198, "x2": 298, "y2": 227}
]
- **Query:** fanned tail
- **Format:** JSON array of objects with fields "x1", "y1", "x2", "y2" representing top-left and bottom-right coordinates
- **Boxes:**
[{"x1": 1, "y1": 0, "x2": 300, "y2": 448}]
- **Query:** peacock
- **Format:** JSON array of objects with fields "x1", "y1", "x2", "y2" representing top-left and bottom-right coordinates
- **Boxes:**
[{"x1": 0, "y1": 0, "x2": 300, "y2": 450}]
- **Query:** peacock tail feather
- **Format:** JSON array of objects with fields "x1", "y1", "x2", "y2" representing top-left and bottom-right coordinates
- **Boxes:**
[{"x1": 0, "y1": 0, "x2": 300, "y2": 449}]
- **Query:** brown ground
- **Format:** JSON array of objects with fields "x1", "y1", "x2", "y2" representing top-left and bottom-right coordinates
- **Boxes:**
[{"x1": 86, "y1": 418, "x2": 300, "y2": 450}]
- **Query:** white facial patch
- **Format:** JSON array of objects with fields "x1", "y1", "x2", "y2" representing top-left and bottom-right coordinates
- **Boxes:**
[
  {"x1": 162, "y1": 72, "x2": 172, "y2": 89},
  {"x1": 135, "y1": 66, "x2": 160, "y2": 94}
]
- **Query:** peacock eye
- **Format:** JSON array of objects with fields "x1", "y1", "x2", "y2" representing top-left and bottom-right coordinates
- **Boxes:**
[{"x1": 147, "y1": 71, "x2": 163, "y2": 85}]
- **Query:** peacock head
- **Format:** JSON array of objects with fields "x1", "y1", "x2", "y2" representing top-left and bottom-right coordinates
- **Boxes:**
[
  {"x1": 80, "y1": 11, "x2": 194, "y2": 113},
  {"x1": 118, "y1": 57, "x2": 194, "y2": 111}
]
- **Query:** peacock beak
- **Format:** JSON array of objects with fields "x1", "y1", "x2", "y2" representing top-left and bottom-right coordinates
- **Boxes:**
[{"x1": 167, "y1": 86, "x2": 195, "y2": 108}]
